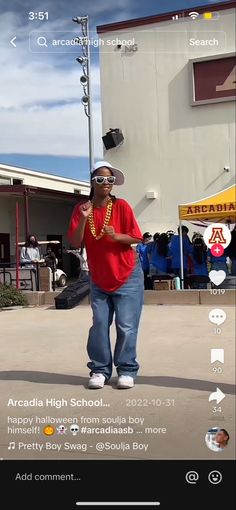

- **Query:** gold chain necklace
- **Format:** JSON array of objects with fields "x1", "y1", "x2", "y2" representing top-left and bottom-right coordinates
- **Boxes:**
[{"x1": 88, "y1": 197, "x2": 113, "y2": 240}]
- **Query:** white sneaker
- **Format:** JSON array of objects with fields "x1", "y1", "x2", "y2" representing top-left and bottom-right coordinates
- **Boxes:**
[
  {"x1": 88, "y1": 373, "x2": 106, "y2": 389},
  {"x1": 117, "y1": 375, "x2": 134, "y2": 389}
]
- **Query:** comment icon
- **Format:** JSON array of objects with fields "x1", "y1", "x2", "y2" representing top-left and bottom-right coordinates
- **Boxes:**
[{"x1": 208, "y1": 309, "x2": 226, "y2": 326}]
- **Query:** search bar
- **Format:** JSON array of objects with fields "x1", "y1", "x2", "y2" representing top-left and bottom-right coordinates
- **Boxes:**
[{"x1": 29, "y1": 30, "x2": 226, "y2": 54}]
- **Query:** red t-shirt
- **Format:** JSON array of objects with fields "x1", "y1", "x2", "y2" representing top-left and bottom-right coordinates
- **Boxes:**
[{"x1": 68, "y1": 198, "x2": 142, "y2": 292}]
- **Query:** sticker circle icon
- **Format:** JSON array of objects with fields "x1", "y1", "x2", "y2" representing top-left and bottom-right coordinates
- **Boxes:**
[{"x1": 208, "y1": 470, "x2": 222, "y2": 485}]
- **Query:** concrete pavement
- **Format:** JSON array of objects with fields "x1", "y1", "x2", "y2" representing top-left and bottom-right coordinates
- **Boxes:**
[{"x1": 0, "y1": 304, "x2": 235, "y2": 460}]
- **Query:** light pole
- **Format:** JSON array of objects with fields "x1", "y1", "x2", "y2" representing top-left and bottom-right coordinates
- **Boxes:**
[{"x1": 73, "y1": 16, "x2": 94, "y2": 172}]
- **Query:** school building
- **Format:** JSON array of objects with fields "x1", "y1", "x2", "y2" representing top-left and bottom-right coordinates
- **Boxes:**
[
  {"x1": 0, "y1": 164, "x2": 90, "y2": 275},
  {"x1": 97, "y1": 1, "x2": 235, "y2": 235}
]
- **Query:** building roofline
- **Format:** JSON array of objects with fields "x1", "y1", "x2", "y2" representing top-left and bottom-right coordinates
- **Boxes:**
[
  {"x1": 0, "y1": 184, "x2": 88, "y2": 201},
  {"x1": 97, "y1": 1, "x2": 235, "y2": 33},
  {"x1": 0, "y1": 163, "x2": 90, "y2": 188}
]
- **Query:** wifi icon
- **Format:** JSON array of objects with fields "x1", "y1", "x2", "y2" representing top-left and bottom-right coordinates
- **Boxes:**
[{"x1": 189, "y1": 11, "x2": 199, "y2": 19}]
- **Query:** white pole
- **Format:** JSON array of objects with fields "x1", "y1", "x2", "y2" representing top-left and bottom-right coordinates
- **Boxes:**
[
  {"x1": 179, "y1": 221, "x2": 184, "y2": 290},
  {"x1": 86, "y1": 17, "x2": 94, "y2": 171}
]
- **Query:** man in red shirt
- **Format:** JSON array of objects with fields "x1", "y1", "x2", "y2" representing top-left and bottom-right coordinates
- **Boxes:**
[{"x1": 68, "y1": 161, "x2": 144, "y2": 389}]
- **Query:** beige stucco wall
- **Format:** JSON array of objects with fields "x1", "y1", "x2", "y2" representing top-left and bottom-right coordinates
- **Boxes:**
[{"x1": 98, "y1": 8, "x2": 235, "y2": 234}]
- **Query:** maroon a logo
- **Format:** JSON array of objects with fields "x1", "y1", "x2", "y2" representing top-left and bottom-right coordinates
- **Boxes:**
[{"x1": 209, "y1": 227, "x2": 226, "y2": 245}]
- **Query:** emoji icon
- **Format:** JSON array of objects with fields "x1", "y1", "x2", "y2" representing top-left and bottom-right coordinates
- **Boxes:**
[
  {"x1": 208, "y1": 471, "x2": 222, "y2": 485},
  {"x1": 209, "y1": 270, "x2": 226, "y2": 286},
  {"x1": 209, "y1": 308, "x2": 226, "y2": 326},
  {"x1": 57, "y1": 425, "x2": 67, "y2": 435},
  {"x1": 43, "y1": 425, "x2": 55, "y2": 436},
  {"x1": 70, "y1": 423, "x2": 80, "y2": 436}
]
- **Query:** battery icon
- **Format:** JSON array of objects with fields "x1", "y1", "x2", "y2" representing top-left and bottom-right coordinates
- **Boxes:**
[
  {"x1": 203, "y1": 12, "x2": 212, "y2": 19},
  {"x1": 203, "y1": 12, "x2": 220, "y2": 19}
]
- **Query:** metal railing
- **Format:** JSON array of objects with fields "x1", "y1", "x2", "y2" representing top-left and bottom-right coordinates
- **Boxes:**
[{"x1": 0, "y1": 262, "x2": 57, "y2": 291}]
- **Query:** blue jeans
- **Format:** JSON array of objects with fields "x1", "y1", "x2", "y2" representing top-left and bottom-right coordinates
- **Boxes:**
[
  {"x1": 149, "y1": 264, "x2": 168, "y2": 276},
  {"x1": 87, "y1": 262, "x2": 144, "y2": 380},
  {"x1": 211, "y1": 261, "x2": 228, "y2": 274},
  {"x1": 192, "y1": 282, "x2": 208, "y2": 289}
]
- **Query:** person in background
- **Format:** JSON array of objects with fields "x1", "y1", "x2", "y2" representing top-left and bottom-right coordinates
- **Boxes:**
[
  {"x1": 169, "y1": 225, "x2": 192, "y2": 288},
  {"x1": 148, "y1": 233, "x2": 171, "y2": 275},
  {"x1": 225, "y1": 226, "x2": 236, "y2": 276},
  {"x1": 153, "y1": 232, "x2": 160, "y2": 242},
  {"x1": 44, "y1": 245, "x2": 57, "y2": 271},
  {"x1": 192, "y1": 232, "x2": 202, "y2": 243},
  {"x1": 166, "y1": 230, "x2": 175, "y2": 272},
  {"x1": 146, "y1": 232, "x2": 160, "y2": 264},
  {"x1": 189, "y1": 235, "x2": 208, "y2": 288},
  {"x1": 66, "y1": 246, "x2": 89, "y2": 279},
  {"x1": 188, "y1": 232, "x2": 201, "y2": 279},
  {"x1": 166, "y1": 230, "x2": 175, "y2": 242},
  {"x1": 136, "y1": 232, "x2": 152, "y2": 289},
  {"x1": 20, "y1": 234, "x2": 43, "y2": 268},
  {"x1": 68, "y1": 160, "x2": 144, "y2": 390},
  {"x1": 207, "y1": 243, "x2": 228, "y2": 274}
]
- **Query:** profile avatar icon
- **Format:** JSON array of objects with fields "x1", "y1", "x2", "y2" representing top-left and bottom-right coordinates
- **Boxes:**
[{"x1": 205, "y1": 427, "x2": 230, "y2": 452}]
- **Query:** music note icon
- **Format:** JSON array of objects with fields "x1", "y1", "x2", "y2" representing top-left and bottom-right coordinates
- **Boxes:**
[{"x1": 8, "y1": 442, "x2": 16, "y2": 450}]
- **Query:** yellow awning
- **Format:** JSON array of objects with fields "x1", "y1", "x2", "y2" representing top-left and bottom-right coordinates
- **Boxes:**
[{"x1": 179, "y1": 184, "x2": 236, "y2": 222}]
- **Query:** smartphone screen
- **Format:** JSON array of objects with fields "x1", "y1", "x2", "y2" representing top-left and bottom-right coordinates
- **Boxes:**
[{"x1": 0, "y1": 1, "x2": 235, "y2": 508}]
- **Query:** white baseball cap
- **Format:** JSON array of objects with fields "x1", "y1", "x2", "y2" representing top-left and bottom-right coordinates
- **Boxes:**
[{"x1": 91, "y1": 160, "x2": 124, "y2": 185}]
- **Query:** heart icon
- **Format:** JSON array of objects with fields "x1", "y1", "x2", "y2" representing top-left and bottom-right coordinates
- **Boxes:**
[{"x1": 209, "y1": 270, "x2": 226, "y2": 286}]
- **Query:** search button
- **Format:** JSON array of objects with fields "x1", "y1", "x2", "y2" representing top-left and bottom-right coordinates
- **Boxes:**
[{"x1": 37, "y1": 36, "x2": 48, "y2": 47}]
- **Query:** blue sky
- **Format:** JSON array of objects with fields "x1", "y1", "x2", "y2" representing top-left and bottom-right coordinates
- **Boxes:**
[{"x1": 0, "y1": 0, "x2": 226, "y2": 182}]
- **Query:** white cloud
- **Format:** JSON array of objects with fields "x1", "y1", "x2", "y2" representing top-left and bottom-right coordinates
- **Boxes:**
[
  {"x1": 0, "y1": 0, "x2": 135, "y2": 158},
  {"x1": 0, "y1": 101, "x2": 103, "y2": 157},
  {"x1": 0, "y1": 11, "x2": 103, "y2": 157},
  {"x1": 0, "y1": 63, "x2": 101, "y2": 109}
]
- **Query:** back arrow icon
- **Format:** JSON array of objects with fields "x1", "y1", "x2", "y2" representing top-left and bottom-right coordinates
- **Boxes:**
[{"x1": 10, "y1": 37, "x2": 17, "y2": 47}]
